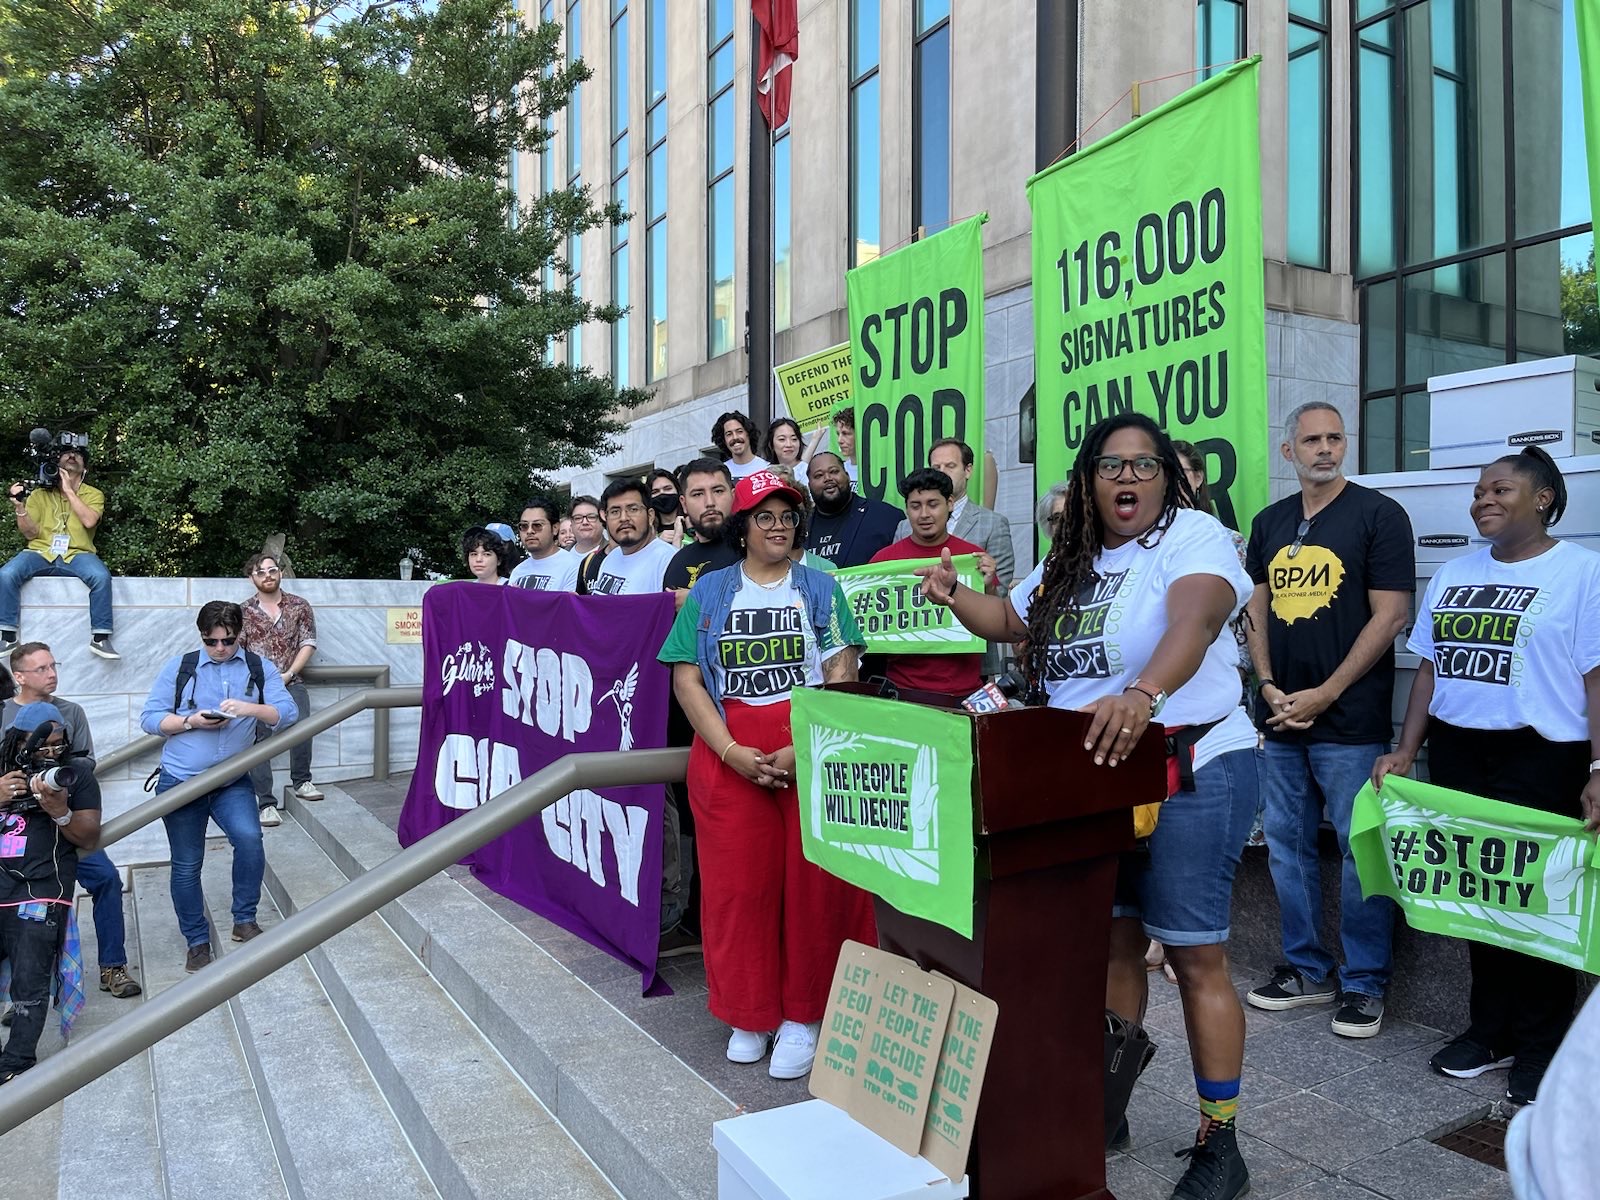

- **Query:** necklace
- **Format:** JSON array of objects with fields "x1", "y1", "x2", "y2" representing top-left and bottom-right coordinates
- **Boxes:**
[{"x1": 742, "y1": 564, "x2": 790, "y2": 590}]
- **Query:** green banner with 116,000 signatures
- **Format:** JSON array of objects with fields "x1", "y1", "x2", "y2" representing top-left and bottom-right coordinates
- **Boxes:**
[
  {"x1": 834, "y1": 554, "x2": 986, "y2": 655},
  {"x1": 1351, "y1": 775, "x2": 1600, "y2": 974},
  {"x1": 847, "y1": 214, "x2": 987, "y2": 507},
  {"x1": 1028, "y1": 58, "x2": 1267, "y2": 533},
  {"x1": 793, "y1": 688, "x2": 975, "y2": 938}
]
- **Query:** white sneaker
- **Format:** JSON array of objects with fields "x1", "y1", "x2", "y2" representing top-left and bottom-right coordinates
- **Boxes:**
[
  {"x1": 293, "y1": 781, "x2": 325, "y2": 801},
  {"x1": 258, "y1": 806, "x2": 283, "y2": 828},
  {"x1": 768, "y1": 1020, "x2": 820, "y2": 1079},
  {"x1": 726, "y1": 1028, "x2": 772, "y2": 1064}
]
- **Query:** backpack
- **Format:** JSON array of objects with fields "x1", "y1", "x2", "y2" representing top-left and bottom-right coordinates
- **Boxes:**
[{"x1": 172, "y1": 649, "x2": 266, "y2": 713}]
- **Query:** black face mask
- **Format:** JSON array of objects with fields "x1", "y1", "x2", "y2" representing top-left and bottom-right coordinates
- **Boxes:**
[{"x1": 649, "y1": 493, "x2": 681, "y2": 517}]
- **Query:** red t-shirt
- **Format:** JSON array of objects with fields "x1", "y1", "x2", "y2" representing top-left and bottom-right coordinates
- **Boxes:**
[{"x1": 868, "y1": 534, "x2": 984, "y2": 699}]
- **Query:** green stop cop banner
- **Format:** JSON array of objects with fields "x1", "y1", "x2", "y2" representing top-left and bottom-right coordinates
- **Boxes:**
[
  {"x1": 1351, "y1": 775, "x2": 1600, "y2": 974},
  {"x1": 846, "y1": 214, "x2": 987, "y2": 506},
  {"x1": 1028, "y1": 58, "x2": 1267, "y2": 533},
  {"x1": 793, "y1": 688, "x2": 975, "y2": 938},
  {"x1": 1579, "y1": 0, "x2": 1600, "y2": 238},
  {"x1": 834, "y1": 553, "x2": 986, "y2": 655}
]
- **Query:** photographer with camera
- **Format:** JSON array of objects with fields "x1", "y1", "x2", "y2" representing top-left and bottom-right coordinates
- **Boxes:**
[
  {"x1": 0, "y1": 701, "x2": 102, "y2": 1083},
  {"x1": 0, "y1": 431, "x2": 118, "y2": 660}
]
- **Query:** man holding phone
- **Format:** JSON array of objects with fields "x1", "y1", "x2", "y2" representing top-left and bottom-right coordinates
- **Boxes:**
[{"x1": 140, "y1": 601, "x2": 297, "y2": 973}]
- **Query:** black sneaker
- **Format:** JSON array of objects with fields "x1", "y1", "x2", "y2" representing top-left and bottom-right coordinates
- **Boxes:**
[
  {"x1": 1429, "y1": 1035, "x2": 1513, "y2": 1079},
  {"x1": 89, "y1": 634, "x2": 120, "y2": 660},
  {"x1": 1246, "y1": 964, "x2": 1336, "y2": 1011},
  {"x1": 1171, "y1": 1121, "x2": 1249, "y2": 1200},
  {"x1": 0, "y1": 632, "x2": 15, "y2": 658},
  {"x1": 657, "y1": 922, "x2": 702, "y2": 959},
  {"x1": 1106, "y1": 1114, "x2": 1132, "y2": 1154},
  {"x1": 1330, "y1": 991, "x2": 1384, "y2": 1039},
  {"x1": 1506, "y1": 1057, "x2": 1548, "y2": 1106}
]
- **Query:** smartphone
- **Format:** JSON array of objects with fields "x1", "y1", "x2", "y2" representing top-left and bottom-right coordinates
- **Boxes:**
[{"x1": 198, "y1": 709, "x2": 230, "y2": 722}]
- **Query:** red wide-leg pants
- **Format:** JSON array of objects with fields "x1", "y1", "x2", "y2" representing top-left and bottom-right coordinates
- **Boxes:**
[{"x1": 687, "y1": 698, "x2": 877, "y2": 1031}]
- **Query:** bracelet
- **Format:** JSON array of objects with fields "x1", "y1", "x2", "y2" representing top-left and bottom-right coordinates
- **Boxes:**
[
  {"x1": 945, "y1": 581, "x2": 960, "y2": 604},
  {"x1": 720, "y1": 739, "x2": 739, "y2": 763},
  {"x1": 1257, "y1": 678, "x2": 1278, "y2": 693},
  {"x1": 1590, "y1": 759, "x2": 1600, "y2": 774}
]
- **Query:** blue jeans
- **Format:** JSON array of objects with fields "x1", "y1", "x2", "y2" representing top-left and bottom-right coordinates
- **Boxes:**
[
  {"x1": 157, "y1": 770, "x2": 263, "y2": 948},
  {"x1": 249, "y1": 680, "x2": 313, "y2": 803},
  {"x1": 0, "y1": 550, "x2": 113, "y2": 634},
  {"x1": 75, "y1": 850, "x2": 127, "y2": 968},
  {"x1": 1262, "y1": 739, "x2": 1397, "y2": 996}
]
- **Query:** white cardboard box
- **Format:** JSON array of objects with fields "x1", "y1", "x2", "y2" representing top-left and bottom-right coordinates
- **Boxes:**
[
  {"x1": 1427, "y1": 356, "x2": 1600, "y2": 469},
  {"x1": 713, "y1": 1100, "x2": 969, "y2": 1200}
]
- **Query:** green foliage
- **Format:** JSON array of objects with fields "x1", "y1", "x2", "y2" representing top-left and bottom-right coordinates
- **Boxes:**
[
  {"x1": 0, "y1": 0, "x2": 635, "y2": 577},
  {"x1": 1560, "y1": 244, "x2": 1600, "y2": 359}
]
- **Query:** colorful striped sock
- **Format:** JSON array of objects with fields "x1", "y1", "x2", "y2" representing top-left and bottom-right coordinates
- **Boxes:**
[{"x1": 1196, "y1": 1075, "x2": 1240, "y2": 1129}]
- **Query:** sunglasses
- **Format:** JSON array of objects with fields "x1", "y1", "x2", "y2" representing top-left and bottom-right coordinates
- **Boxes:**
[
  {"x1": 252, "y1": 567, "x2": 281, "y2": 576},
  {"x1": 202, "y1": 636, "x2": 239, "y2": 647},
  {"x1": 515, "y1": 521, "x2": 547, "y2": 532},
  {"x1": 1286, "y1": 517, "x2": 1312, "y2": 558}
]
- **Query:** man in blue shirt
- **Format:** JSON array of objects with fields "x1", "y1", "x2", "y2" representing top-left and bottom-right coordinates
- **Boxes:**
[{"x1": 140, "y1": 601, "x2": 297, "y2": 972}]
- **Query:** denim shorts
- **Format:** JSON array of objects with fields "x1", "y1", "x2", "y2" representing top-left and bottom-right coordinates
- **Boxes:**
[{"x1": 1113, "y1": 746, "x2": 1258, "y2": 946}]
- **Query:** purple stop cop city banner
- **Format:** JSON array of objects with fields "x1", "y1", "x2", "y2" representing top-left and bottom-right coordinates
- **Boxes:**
[{"x1": 397, "y1": 582, "x2": 677, "y2": 994}]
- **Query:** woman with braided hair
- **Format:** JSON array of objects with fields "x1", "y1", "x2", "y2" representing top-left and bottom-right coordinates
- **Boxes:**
[{"x1": 918, "y1": 413, "x2": 1258, "y2": 1200}]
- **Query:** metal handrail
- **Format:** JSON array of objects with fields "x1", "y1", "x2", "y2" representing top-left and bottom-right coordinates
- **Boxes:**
[
  {"x1": 92, "y1": 664, "x2": 399, "y2": 781},
  {"x1": 94, "y1": 687, "x2": 423, "y2": 851},
  {"x1": 0, "y1": 745, "x2": 689, "y2": 1135}
]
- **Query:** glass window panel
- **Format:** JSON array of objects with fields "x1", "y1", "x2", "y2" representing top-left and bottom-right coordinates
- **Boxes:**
[
  {"x1": 1290, "y1": 0, "x2": 1327, "y2": 20},
  {"x1": 567, "y1": 103, "x2": 582, "y2": 181},
  {"x1": 710, "y1": 0, "x2": 734, "y2": 45},
  {"x1": 1404, "y1": 0, "x2": 1506, "y2": 265},
  {"x1": 708, "y1": 90, "x2": 735, "y2": 178},
  {"x1": 1401, "y1": 390, "x2": 1431, "y2": 471},
  {"x1": 648, "y1": 101, "x2": 666, "y2": 145},
  {"x1": 1403, "y1": 253, "x2": 1508, "y2": 387},
  {"x1": 914, "y1": 23, "x2": 950, "y2": 234},
  {"x1": 612, "y1": 170, "x2": 628, "y2": 245},
  {"x1": 1357, "y1": 0, "x2": 1394, "y2": 17},
  {"x1": 851, "y1": 0, "x2": 880, "y2": 78},
  {"x1": 1514, "y1": 0, "x2": 1591, "y2": 237},
  {"x1": 850, "y1": 74, "x2": 881, "y2": 266},
  {"x1": 612, "y1": 0, "x2": 625, "y2": 18},
  {"x1": 708, "y1": 175, "x2": 736, "y2": 357},
  {"x1": 612, "y1": 247, "x2": 630, "y2": 388},
  {"x1": 612, "y1": 132, "x2": 629, "y2": 180},
  {"x1": 710, "y1": 41, "x2": 735, "y2": 93},
  {"x1": 916, "y1": 0, "x2": 950, "y2": 35},
  {"x1": 775, "y1": 133, "x2": 792, "y2": 332},
  {"x1": 611, "y1": 12, "x2": 628, "y2": 139},
  {"x1": 1362, "y1": 394, "x2": 1398, "y2": 473},
  {"x1": 648, "y1": 224, "x2": 668, "y2": 380},
  {"x1": 649, "y1": 0, "x2": 667, "y2": 105},
  {"x1": 567, "y1": 0, "x2": 581, "y2": 57},
  {"x1": 648, "y1": 144, "x2": 667, "y2": 220},
  {"x1": 1364, "y1": 278, "x2": 1398, "y2": 394},
  {"x1": 1196, "y1": 0, "x2": 1245, "y2": 79},
  {"x1": 1357, "y1": 18, "x2": 1396, "y2": 276},
  {"x1": 1288, "y1": 25, "x2": 1329, "y2": 269},
  {"x1": 1516, "y1": 234, "x2": 1600, "y2": 361}
]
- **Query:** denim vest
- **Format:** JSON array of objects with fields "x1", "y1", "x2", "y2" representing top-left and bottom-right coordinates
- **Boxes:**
[{"x1": 687, "y1": 561, "x2": 851, "y2": 719}]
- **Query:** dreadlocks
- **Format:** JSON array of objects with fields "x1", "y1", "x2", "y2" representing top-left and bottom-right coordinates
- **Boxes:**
[{"x1": 1024, "y1": 413, "x2": 1195, "y2": 695}]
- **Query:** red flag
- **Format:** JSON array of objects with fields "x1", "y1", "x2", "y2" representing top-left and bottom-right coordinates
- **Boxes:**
[{"x1": 753, "y1": 0, "x2": 798, "y2": 129}]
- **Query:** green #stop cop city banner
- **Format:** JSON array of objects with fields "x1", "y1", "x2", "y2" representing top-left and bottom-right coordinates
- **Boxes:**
[
  {"x1": 846, "y1": 213, "x2": 987, "y2": 506},
  {"x1": 792, "y1": 688, "x2": 976, "y2": 938},
  {"x1": 1351, "y1": 774, "x2": 1600, "y2": 974},
  {"x1": 834, "y1": 554, "x2": 986, "y2": 655},
  {"x1": 1028, "y1": 58, "x2": 1268, "y2": 533}
]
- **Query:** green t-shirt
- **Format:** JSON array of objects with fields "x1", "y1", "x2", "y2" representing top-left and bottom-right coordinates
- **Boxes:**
[{"x1": 659, "y1": 567, "x2": 864, "y2": 706}]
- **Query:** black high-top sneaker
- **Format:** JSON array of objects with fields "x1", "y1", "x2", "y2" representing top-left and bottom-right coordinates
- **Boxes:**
[{"x1": 1170, "y1": 1121, "x2": 1250, "y2": 1200}]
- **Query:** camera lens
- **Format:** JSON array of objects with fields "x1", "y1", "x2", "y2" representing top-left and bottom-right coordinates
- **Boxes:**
[{"x1": 40, "y1": 765, "x2": 76, "y2": 791}]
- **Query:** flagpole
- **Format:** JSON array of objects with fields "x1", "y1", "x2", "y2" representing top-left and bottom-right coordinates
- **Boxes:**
[{"x1": 747, "y1": 8, "x2": 774, "y2": 434}]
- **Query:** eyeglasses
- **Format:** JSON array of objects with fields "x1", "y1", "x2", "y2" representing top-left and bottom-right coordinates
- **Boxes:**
[
  {"x1": 202, "y1": 636, "x2": 239, "y2": 647},
  {"x1": 252, "y1": 567, "x2": 281, "y2": 577},
  {"x1": 752, "y1": 510, "x2": 801, "y2": 530},
  {"x1": 1093, "y1": 455, "x2": 1163, "y2": 482},
  {"x1": 515, "y1": 521, "x2": 547, "y2": 532},
  {"x1": 605, "y1": 504, "x2": 647, "y2": 519},
  {"x1": 15, "y1": 662, "x2": 57, "y2": 675},
  {"x1": 1287, "y1": 517, "x2": 1312, "y2": 559},
  {"x1": 572, "y1": 513, "x2": 600, "y2": 523}
]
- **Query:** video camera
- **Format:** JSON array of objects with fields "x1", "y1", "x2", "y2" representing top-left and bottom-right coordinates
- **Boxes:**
[
  {"x1": 0, "y1": 722, "x2": 83, "y2": 814},
  {"x1": 10, "y1": 428, "x2": 90, "y2": 501}
]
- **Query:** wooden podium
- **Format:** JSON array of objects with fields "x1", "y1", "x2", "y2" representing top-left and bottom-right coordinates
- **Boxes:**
[{"x1": 837, "y1": 686, "x2": 1164, "y2": 1200}]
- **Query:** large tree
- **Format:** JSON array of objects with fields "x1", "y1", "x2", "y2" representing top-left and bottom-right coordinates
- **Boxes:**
[{"x1": 0, "y1": 0, "x2": 631, "y2": 577}]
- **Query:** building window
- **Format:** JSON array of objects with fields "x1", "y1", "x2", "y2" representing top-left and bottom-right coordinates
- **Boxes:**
[
  {"x1": 566, "y1": 0, "x2": 584, "y2": 368},
  {"x1": 645, "y1": 0, "x2": 667, "y2": 381},
  {"x1": 1288, "y1": 0, "x2": 1330, "y2": 270},
  {"x1": 707, "y1": 0, "x2": 736, "y2": 358},
  {"x1": 774, "y1": 123, "x2": 792, "y2": 331},
  {"x1": 912, "y1": 1, "x2": 950, "y2": 238},
  {"x1": 611, "y1": 0, "x2": 630, "y2": 387},
  {"x1": 540, "y1": 0, "x2": 559, "y2": 360},
  {"x1": 1195, "y1": 0, "x2": 1245, "y2": 78},
  {"x1": 1354, "y1": 0, "x2": 1593, "y2": 473},
  {"x1": 849, "y1": 0, "x2": 880, "y2": 266}
]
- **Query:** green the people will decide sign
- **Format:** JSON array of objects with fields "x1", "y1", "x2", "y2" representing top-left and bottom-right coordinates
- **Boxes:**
[
  {"x1": 1028, "y1": 59, "x2": 1268, "y2": 533},
  {"x1": 793, "y1": 689, "x2": 975, "y2": 938},
  {"x1": 1351, "y1": 775, "x2": 1600, "y2": 974},
  {"x1": 847, "y1": 214, "x2": 987, "y2": 506},
  {"x1": 834, "y1": 554, "x2": 985, "y2": 655}
]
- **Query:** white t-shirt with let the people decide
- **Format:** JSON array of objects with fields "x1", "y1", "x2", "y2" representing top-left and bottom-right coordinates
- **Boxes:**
[
  {"x1": 510, "y1": 548, "x2": 581, "y2": 593},
  {"x1": 1408, "y1": 540, "x2": 1600, "y2": 744},
  {"x1": 1011, "y1": 507, "x2": 1256, "y2": 770},
  {"x1": 589, "y1": 537, "x2": 676, "y2": 596}
]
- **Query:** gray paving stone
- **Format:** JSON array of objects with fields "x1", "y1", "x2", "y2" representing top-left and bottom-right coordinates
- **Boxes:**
[
  {"x1": 1237, "y1": 1092, "x2": 1406, "y2": 1173},
  {"x1": 1122, "y1": 1081, "x2": 1200, "y2": 1152},
  {"x1": 1132, "y1": 1127, "x2": 1327, "y2": 1197},
  {"x1": 1386, "y1": 1039, "x2": 1511, "y2": 1101},
  {"x1": 1104, "y1": 1153, "x2": 1178, "y2": 1200},
  {"x1": 58, "y1": 1145, "x2": 166, "y2": 1200},
  {"x1": 1276, "y1": 1180, "x2": 1389, "y2": 1200},
  {"x1": 1313, "y1": 1059, "x2": 1492, "y2": 1141},
  {"x1": 1244, "y1": 1021, "x2": 1383, "y2": 1087},
  {"x1": 1340, "y1": 1137, "x2": 1513, "y2": 1200}
]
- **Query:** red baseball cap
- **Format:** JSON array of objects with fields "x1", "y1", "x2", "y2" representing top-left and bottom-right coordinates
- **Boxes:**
[{"x1": 731, "y1": 469, "x2": 805, "y2": 515}]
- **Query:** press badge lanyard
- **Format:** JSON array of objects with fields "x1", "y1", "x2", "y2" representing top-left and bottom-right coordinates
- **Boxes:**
[{"x1": 49, "y1": 507, "x2": 69, "y2": 559}]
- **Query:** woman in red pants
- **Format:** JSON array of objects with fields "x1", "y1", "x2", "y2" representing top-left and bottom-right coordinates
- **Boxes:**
[{"x1": 658, "y1": 469, "x2": 875, "y2": 1079}]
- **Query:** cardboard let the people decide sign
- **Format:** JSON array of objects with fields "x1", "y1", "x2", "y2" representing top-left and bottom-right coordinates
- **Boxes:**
[{"x1": 809, "y1": 941, "x2": 997, "y2": 1180}]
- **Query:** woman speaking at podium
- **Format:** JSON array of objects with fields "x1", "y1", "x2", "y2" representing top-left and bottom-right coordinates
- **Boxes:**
[{"x1": 919, "y1": 413, "x2": 1258, "y2": 1200}]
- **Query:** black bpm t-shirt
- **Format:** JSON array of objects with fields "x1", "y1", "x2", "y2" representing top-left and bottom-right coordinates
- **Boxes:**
[
  {"x1": 663, "y1": 538, "x2": 740, "y2": 592},
  {"x1": 0, "y1": 773, "x2": 102, "y2": 903},
  {"x1": 1245, "y1": 482, "x2": 1416, "y2": 745}
]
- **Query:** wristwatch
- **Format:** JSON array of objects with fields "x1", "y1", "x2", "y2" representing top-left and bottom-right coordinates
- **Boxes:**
[
  {"x1": 53, "y1": 812, "x2": 71, "y2": 827},
  {"x1": 1125, "y1": 678, "x2": 1168, "y2": 719}
]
